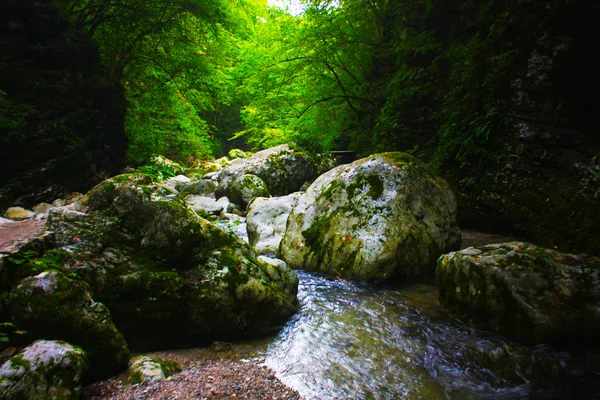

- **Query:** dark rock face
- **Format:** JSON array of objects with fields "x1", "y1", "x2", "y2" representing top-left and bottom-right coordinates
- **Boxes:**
[
  {"x1": 437, "y1": 242, "x2": 600, "y2": 348},
  {"x1": 455, "y1": 1, "x2": 600, "y2": 255},
  {"x1": 0, "y1": 0, "x2": 127, "y2": 211}
]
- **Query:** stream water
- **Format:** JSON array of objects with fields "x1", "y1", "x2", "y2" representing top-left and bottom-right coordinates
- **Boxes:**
[{"x1": 237, "y1": 271, "x2": 599, "y2": 399}]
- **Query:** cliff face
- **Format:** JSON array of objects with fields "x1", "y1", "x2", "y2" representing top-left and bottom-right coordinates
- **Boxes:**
[
  {"x1": 0, "y1": 0, "x2": 127, "y2": 210},
  {"x1": 444, "y1": 1, "x2": 600, "y2": 255}
]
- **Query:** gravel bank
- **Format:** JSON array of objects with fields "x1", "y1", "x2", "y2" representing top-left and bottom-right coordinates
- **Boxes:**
[{"x1": 83, "y1": 347, "x2": 301, "y2": 400}]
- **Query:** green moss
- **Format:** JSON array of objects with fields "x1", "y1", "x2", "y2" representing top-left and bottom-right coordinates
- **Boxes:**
[
  {"x1": 321, "y1": 179, "x2": 346, "y2": 201},
  {"x1": 8, "y1": 354, "x2": 31, "y2": 370},
  {"x1": 347, "y1": 174, "x2": 384, "y2": 200},
  {"x1": 303, "y1": 213, "x2": 335, "y2": 250},
  {"x1": 380, "y1": 152, "x2": 432, "y2": 176}
]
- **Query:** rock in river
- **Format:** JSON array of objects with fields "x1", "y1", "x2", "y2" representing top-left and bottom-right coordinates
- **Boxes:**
[
  {"x1": 280, "y1": 152, "x2": 461, "y2": 280},
  {"x1": 436, "y1": 242, "x2": 600, "y2": 346}
]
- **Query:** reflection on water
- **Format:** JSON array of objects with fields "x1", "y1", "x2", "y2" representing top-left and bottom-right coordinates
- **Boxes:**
[{"x1": 252, "y1": 272, "x2": 600, "y2": 400}]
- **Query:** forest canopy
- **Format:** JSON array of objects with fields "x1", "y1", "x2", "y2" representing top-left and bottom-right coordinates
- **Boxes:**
[{"x1": 49, "y1": 0, "x2": 565, "y2": 173}]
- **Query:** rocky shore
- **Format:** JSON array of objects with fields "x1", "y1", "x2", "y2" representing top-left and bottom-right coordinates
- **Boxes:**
[{"x1": 83, "y1": 349, "x2": 300, "y2": 400}]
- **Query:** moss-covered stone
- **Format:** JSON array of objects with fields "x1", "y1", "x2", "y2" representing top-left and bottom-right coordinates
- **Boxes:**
[
  {"x1": 229, "y1": 174, "x2": 270, "y2": 210},
  {"x1": 215, "y1": 144, "x2": 335, "y2": 200},
  {"x1": 436, "y1": 242, "x2": 600, "y2": 347},
  {"x1": 280, "y1": 152, "x2": 461, "y2": 280},
  {"x1": 120, "y1": 355, "x2": 180, "y2": 385},
  {"x1": 8, "y1": 272, "x2": 130, "y2": 380},
  {"x1": 43, "y1": 172, "x2": 299, "y2": 351},
  {"x1": 0, "y1": 340, "x2": 87, "y2": 400}
]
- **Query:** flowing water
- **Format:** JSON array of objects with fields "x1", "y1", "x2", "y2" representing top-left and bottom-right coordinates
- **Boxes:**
[{"x1": 240, "y1": 271, "x2": 600, "y2": 399}]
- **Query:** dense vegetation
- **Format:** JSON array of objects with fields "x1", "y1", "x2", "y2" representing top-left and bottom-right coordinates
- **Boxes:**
[
  {"x1": 42, "y1": 0, "x2": 557, "y2": 167},
  {"x1": 2, "y1": 0, "x2": 598, "y2": 252}
]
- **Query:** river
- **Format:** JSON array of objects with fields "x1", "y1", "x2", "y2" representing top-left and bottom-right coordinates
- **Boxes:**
[{"x1": 231, "y1": 271, "x2": 599, "y2": 399}]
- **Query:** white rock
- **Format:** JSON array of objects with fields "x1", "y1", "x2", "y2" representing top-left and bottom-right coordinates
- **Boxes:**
[
  {"x1": 186, "y1": 195, "x2": 226, "y2": 215},
  {"x1": 247, "y1": 193, "x2": 301, "y2": 255},
  {"x1": 279, "y1": 152, "x2": 461, "y2": 280}
]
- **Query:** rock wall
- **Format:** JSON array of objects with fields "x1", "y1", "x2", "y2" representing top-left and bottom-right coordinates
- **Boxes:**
[
  {"x1": 0, "y1": 0, "x2": 127, "y2": 211},
  {"x1": 450, "y1": 1, "x2": 600, "y2": 255}
]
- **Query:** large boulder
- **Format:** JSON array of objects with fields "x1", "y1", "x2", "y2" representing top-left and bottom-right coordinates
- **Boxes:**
[
  {"x1": 0, "y1": 340, "x2": 87, "y2": 400},
  {"x1": 436, "y1": 242, "x2": 600, "y2": 346},
  {"x1": 45, "y1": 173, "x2": 299, "y2": 350},
  {"x1": 215, "y1": 144, "x2": 335, "y2": 199},
  {"x1": 247, "y1": 193, "x2": 301, "y2": 256},
  {"x1": 8, "y1": 272, "x2": 130, "y2": 380},
  {"x1": 280, "y1": 153, "x2": 461, "y2": 280}
]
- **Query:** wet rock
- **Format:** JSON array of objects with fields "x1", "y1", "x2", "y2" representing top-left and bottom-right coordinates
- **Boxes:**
[
  {"x1": 280, "y1": 152, "x2": 461, "y2": 280},
  {"x1": 0, "y1": 340, "x2": 87, "y2": 400},
  {"x1": 216, "y1": 144, "x2": 334, "y2": 199},
  {"x1": 4, "y1": 207, "x2": 34, "y2": 221},
  {"x1": 229, "y1": 174, "x2": 270, "y2": 210},
  {"x1": 120, "y1": 356, "x2": 180, "y2": 385},
  {"x1": 247, "y1": 193, "x2": 301, "y2": 255},
  {"x1": 8, "y1": 271, "x2": 130, "y2": 380},
  {"x1": 436, "y1": 242, "x2": 600, "y2": 346}
]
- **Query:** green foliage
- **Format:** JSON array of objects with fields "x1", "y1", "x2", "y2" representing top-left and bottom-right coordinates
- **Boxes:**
[
  {"x1": 0, "y1": 90, "x2": 36, "y2": 144},
  {"x1": 136, "y1": 164, "x2": 177, "y2": 181}
]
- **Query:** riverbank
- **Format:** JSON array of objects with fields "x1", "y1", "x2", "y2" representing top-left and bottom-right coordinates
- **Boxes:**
[{"x1": 83, "y1": 348, "x2": 300, "y2": 400}]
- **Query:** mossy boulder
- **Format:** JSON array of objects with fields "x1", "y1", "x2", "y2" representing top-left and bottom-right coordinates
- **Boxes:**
[
  {"x1": 215, "y1": 144, "x2": 335, "y2": 199},
  {"x1": 247, "y1": 193, "x2": 301, "y2": 256},
  {"x1": 4, "y1": 207, "x2": 34, "y2": 221},
  {"x1": 8, "y1": 272, "x2": 130, "y2": 380},
  {"x1": 436, "y1": 242, "x2": 600, "y2": 346},
  {"x1": 120, "y1": 355, "x2": 180, "y2": 385},
  {"x1": 0, "y1": 340, "x2": 87, "y2": 400},
  {"x1": 177, "y1": 179, "x2": 217, "y2": 196},
  {"x1": 45, "y1": 173, "x2": 299, "y2": 351},
  {"x1": 280, "y1": 152, "x2": 461, "y2": 280},
  {"x1": 228, "y1": 149, "x2": 248, "y2": 159},
  {"x1": 229, "y1": 174, "x2": 270, "y2": 210}
]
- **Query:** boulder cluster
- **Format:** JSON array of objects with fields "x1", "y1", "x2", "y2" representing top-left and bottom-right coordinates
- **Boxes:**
[{"x1": 1, "y1": 144, "x2": 598, "y2": 398}]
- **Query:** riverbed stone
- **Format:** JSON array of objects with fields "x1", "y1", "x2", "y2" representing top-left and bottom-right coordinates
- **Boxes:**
[
  {"x1": 120, "y1": 356, "x2": 180, "y2": 385},
  {"x1": 436, "y1": 242, "x2": 600, "y2": 346},
  {"x1": 8, "y1": 271, "x2": 130, "y2": 380},
  {"x1": 4, "y1": 207, "x2": 34, "y2": 221},
  {"x1": 0, "y1": 340, "x2": 87, "y2": 400},
  {"x1": 247, "y1": 193, "x2": 301, "y2": 255},
  {"x1": 185, "y1": 195, "x2": 227, "y2": 215},
  {"x1": 280, "y1": 152, "x2": 461, "y2": 280},
  {"x1": 177, "y1": 179, "x2": 218, "y2": 196},
  {"x1": 229, "y1": 174, "x2": 270, "y2": 210}
]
